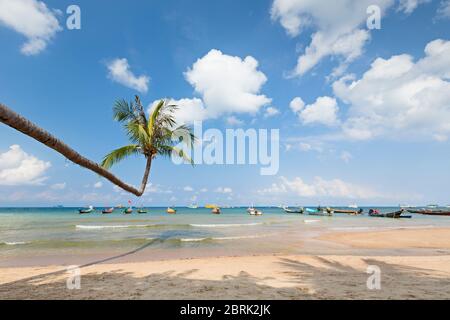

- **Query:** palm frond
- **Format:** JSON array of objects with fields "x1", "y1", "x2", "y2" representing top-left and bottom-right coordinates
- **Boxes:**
[
  {"x1": 148, "y1": 100, "x2": 165, "y2": 139},
  {"x1": 125, "y1": 121, "x2": 150, "y2": 145},
  {"x1": 172, "y1": 125, "x2": 196, "y2": 147},
  {"x1": 158, "y1": 145, "x2": 194, "y2": 165},
  {"x1": 101, "y1": 144, "x2": 141, "y2": 169},
  {"x1": 113, "y1": 99, "x2": 136, "y2": 123}
]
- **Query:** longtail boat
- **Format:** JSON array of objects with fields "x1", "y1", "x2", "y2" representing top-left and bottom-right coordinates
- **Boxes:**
[
  {"x1": 306, "y1": 207, "x2": 333, "y2": 216},
  {"x1": 369, "y1": 209, "x2": 411, "y2": 218},
  {"x1": 332, "y1": 208, "x2": 363, "y2": 215},
  {"x1": 211, "y1": 207, "x2": 221, "y2": 214},
  {"x1": 102, "y1": 207, "x2": 114, "y2": 214},
  {"x1": 283, "y1": 206, "x2": 304, "y2": 214},
  {"x1": 79, "y1": 206, "x2": 94, "y2": 214},
  {"x1": 167, "y1": 207, "x2": 176, "y2": 214},
  {"x1": 407, "y1": 209, "x2": 450, "y2": 216},
  {"x1": 123, "y1": 207, "x2": 133, "y2": 214}
]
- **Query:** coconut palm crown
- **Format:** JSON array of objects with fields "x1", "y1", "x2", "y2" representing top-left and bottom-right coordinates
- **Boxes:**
[{"x1": 101, "y1": 96, "x2": 195, "y2": 195}]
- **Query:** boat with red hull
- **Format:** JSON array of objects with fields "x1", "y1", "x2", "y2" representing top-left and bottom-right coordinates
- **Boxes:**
[{"x1": 407, "y1": 209, "x2": 450, "y2": 216}]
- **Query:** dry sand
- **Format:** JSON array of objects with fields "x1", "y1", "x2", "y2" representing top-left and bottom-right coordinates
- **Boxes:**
[{"x1": 1, "y1": 227, "x2": 449, "y2": 300}]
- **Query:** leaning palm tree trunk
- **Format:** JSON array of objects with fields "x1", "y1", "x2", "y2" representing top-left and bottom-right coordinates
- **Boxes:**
[{"x1": 0, "y1": 103, "x2": 148, "y2": 197}]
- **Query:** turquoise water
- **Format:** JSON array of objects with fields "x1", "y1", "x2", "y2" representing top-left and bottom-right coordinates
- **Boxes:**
[{"x1": 1, "y1": 207, "x2": 449, "y2": 266}]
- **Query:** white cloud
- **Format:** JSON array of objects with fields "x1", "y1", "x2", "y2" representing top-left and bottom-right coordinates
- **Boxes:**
[
  {"x1": 333, "y1": 39, "x2": 450, "y2": 141},
  {"x1": 289, "y1": 97, "x2": 305, "y2": 113},
  {"x1": 51, "y1": 182, "x2": 66, "y2": 190},
  {"x1": 264, "y1": 106, "x2": 280, "y2": 118},
  {"x1": 143, "y1": 183, "x2": 173, "y2": 195},
  {"x1": 200, "y1": 188, "x2": 208, "y2": 193},
  {"x1": 226, "y1": 116, "x2": 244, "y2": 126},
  {"x1": 398, "y1": 0, "x2": 430, "y2": 14},
  {"x1": 291, "y1": 96, "x2": 339, "y2": 126},
  {"x1": 340, "y1": 151, "x2": 352, "y2": 163},
  {"x1": 0, "y1": 145, "x2": 51, "y2": 186},
  {"x1": 0, "y1": 0, "x2": 61, "y2": 55},
  {"x1": 271, "y1": 0, "x2": 429, "y2": 77},
  {"x1": 93, "y1": 181, "x2": 103, "y2": 189},
  {"x1": 106, "y1": 58, "x2": 149, "y2": 93},
  {"x1": 437, "y1": 0, "x2": 450, "y2": 19},
  {"x1": 184, "y1": 49, "x2": 271, "y2": 117},
  {"x1": 183, "y1": 185, "x2": 194, "y2": 192},
  {"x1": 259, "y1": 176, "x2": 379, "y2": 199},
  {"x1": 148, "y1": 98, "x2": 206, "y2": 125},
  {"x1": 215, "y1": 187, "x2": 233, "y2": 194}
]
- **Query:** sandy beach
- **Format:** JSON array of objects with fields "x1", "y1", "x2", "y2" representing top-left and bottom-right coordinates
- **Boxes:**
[{"x1": 1, "y1": 227, "x2": 449, "y2": 300}]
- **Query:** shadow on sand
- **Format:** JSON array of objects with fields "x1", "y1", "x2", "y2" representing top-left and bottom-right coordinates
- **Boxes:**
[{"x1": 1, "y1": 243, "x2": 449, "y2": 299}]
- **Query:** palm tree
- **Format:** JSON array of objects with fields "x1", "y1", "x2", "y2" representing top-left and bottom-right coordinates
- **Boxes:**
[
  {"x1": 101, "y1": 96, "x2": 195, "y2": 195},
  {"x1": 0, "y1": 97, "x2": 195, "y2": 197}
]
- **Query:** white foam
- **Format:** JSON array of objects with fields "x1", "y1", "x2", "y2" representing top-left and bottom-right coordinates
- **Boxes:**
[
  {"x1": 76, "y1": 224, "x2": 155, "y2": 230},
  {"x1": 180, "y1": 237, "x2": 207, "y2": 242},
  {"x1": 3, "y1": 241, "x2": 28, "y2": 245},
  {"x1": 303, "y1": 220, "x2": 320, "y2": 224}
]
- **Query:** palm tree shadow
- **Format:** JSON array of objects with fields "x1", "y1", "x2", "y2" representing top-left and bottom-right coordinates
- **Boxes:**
[
  {"x1": 278, "y1": 256, "x2": 450, "y2": 299},
  {"x1": 1, "y1": 252, "x2": 449, "y2": 299},
  {"x1": 0, "y1": 238, "x2": 158, "y2": 289}
]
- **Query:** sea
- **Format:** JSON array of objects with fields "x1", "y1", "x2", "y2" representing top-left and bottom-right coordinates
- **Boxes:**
[{"x1": 1, "y1": 207, "x2": 449, "y2": 267}]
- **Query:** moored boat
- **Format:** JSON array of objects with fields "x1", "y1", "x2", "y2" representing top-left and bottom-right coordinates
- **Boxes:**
[
  {"x1": 167, "y1": 207, "x2": 176, "y2": 214},
  {"x1": 247, "y1": 207, "x2": 262, "y2": 216},
  {"x1": 123, "y1": 207, "x2": 133, "y2": 214},
  {"x1": 283, "y1": 206, "x2": 304, "y2": 214},
  {"x1": 407, "y1": 209, "x2": 450, "y2": 216},
  {"x1": 79, "y1": 206, "x2": 94, "y2": 214},
  {"x1": 211, "y1": 207, "x2": 221, "y2": 214},
  {"x1": 369, "y1": 209, "x2": 410, "y2": 218},
  {"x1": 102, "y1": 207, "x2": 114, "y2": 214},
  {"x1": 306, "y1": 207, "x2": 333, "y2": 216},
  {"x1": 138, "y1": 208, "x2": 148, "y2": 214},
  {"x1": 332, "y1": 208, "x2": 363, "y2": 215}
]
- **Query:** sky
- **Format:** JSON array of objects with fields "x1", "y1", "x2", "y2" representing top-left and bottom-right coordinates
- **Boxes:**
[{"x1": 0, "y1": 0, "x2": 449, "y2": 207}]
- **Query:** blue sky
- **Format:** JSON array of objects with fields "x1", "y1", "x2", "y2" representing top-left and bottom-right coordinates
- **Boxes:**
[{"x1": 0, "y1": 0, "x2": 449, "y2": 206}]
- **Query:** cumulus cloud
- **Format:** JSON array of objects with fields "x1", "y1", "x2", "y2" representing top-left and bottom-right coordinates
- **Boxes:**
[
  {"x1": 264, "y1": 106, "x2": 281, "y2": 118},
  {"x1": 340, "y1": 151, "x2": 352, "y2": 163},
  {"x1": 0, "y1": 0, "x2": 62, "y2": 55},
  {"x1": 106, "y1": 58, "x2": 149, "y2": 93},
  {"x1": 93, "y1": 181, "x2": 103, "y2": 189},
  {"x1": 258, "y1": 176, "x2": 379, "y2": 199},
  {"x1": 437, "y1": 0, "x2": 450, "y2": 19},
  {"x1": 184, "y1": 49, "x2": 271, "y2": 117},
  {"x1": 271, "y1": 0, "x2": 427, "y2": 77},
  {"x1": 215, "y1": 187, "x2": 233, "y2": 194},
  {"x1": 0, "y1": 145, "x2": 51, "y2": 186},
  {"x1": 226, "y1": 116, "x2": 244, "y2": 126},
  {"x1": 162, "y1": 50, "x2": 271, "y2": 124},
  {"x1": 290, "y1": 96, "x2": 339, "y2": 126},
  {"x1": 183, "y1": 186, "x2": 194, "y2": 192},
  {"x1": 398, "y1": 0, "x2": 431, "y2": 14},
  {"x1": 51, "y1": 182, "x2": 66, "y2": 190},
  {"x1": 333, "y1": 39, "x2": 450, "y2": 141}
]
